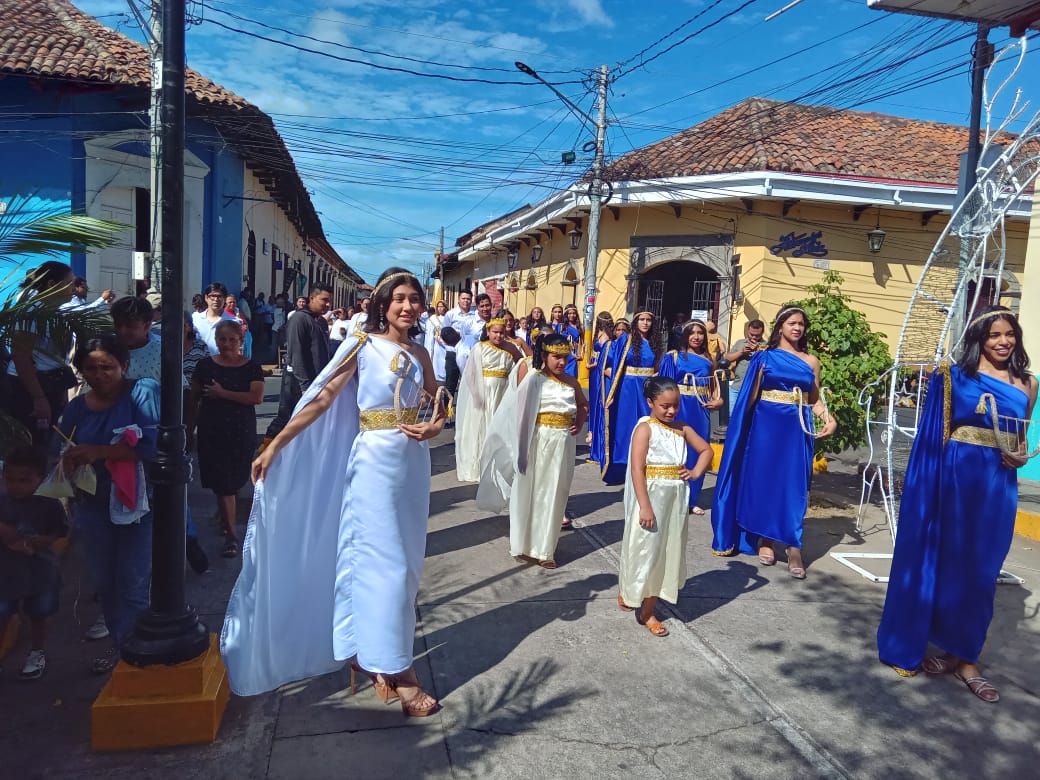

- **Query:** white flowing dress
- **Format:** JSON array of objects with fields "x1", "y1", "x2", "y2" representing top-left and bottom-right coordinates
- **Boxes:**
[
  {"x1": 509, "y1": 373, "x2": 577, "y2": 562},
  {"x1": 424, "y1": 313, "x2": 446, "y2": 382},
  {"x1": 220, "y1": 333, "x2": 431, "y2": 695},
  {"x1": 619, "y1": 417, "x2": 691, "y2": 607},
  {"x1": 455, "y1": 342, "x2": 514, "y2": 482}
]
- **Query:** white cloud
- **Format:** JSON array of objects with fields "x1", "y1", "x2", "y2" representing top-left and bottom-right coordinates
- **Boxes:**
[{"x1": 565, "y1": 0, "x2": 615, "y2": 28}]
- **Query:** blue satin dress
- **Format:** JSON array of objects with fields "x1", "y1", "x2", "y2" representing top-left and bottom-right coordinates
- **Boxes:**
[
  {"x1": 711, "y1": 350, "x2": 815, "y2": 554},
  {"x1": 659, "y1": 350, "x2": 713, "y2": 508},
  {"x1": 554, "y1": 323, "x2": 582, "y2": 377},
  {"x1": 601, "y1": 334, "x2": 659, "y2": 485},
  {"x1": 877, "y1": 365, "x2": 1027, "y2": 671},
  {"x1": 588, "y1": 336, "x2": 611, "y2": 466}
]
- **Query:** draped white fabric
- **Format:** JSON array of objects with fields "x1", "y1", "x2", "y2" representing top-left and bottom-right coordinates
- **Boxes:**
[
  {"x1": 220, "y1": 333, "x2": 431, "y2": 695},
  {"x1": 619, "y1": 417, "x2": 691, "y2": 606},
  {"x1": 476, "y1": 369, "x2": 541, "y2": 512},
  {"x1": 424, "y1": 314, "x2": 446, "y2": 381},
  {"x1": 504, "y1": 374, "x2": 578, "y2": 562},
  {"x1": 455, "y1": 343, "x2": 513, "y2": 482}
]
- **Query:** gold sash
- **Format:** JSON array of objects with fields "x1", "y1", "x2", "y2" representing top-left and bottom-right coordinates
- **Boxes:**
[
  {"x1": 536, "y1": 412, "x2": 574, "y2": 429},
  {"x1": 482, "y1": 369, "x2": 509, "y2": 378},
  {"x1": 679, "y1": 384, "x2": 710, "y2": 396},
  {"x1": 760, "y1": 389, "x2": 805, "y2": 405},
  {"x1": 950, "y1": 425, "x2": 1018, "y2": 450},
  {"x1": 359, "y1": 407, "x2": 419, "y2": 430},
  {"x1": 645, "y1": 465, "x2": 683, "y2": 480},
  {"x1": 626, "y1": 367, "x2": 654, "y2": 377}
]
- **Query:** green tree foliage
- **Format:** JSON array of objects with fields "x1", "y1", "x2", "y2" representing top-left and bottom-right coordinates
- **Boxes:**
[{"x1": 781, "y1": 271, "x2": 890, "y2": 455}]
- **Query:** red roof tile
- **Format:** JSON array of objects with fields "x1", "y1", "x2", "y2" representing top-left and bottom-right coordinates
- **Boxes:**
[{"x1": 604, "y1": 97, "x2": 1020, "y2": 187}]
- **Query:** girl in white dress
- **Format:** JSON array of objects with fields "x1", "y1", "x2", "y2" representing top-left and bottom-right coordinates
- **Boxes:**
[
  {"x1": 424, "y1": 300, "x2": 448, "y2": 383},
  {"x1": 501, "y1": 334, "x2": 588, "y2": 567},
  {"x1": 618, "y1": 376, "x2": 712, "y2": 637},
  {"x1": 454, "y1": 316, "x2": 521, "y2": 482},
  {"x1": 222, "y1": 267, "x2": 445, "y2": 717}
]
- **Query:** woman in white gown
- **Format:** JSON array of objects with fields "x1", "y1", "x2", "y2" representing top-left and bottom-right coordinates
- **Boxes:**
[
  {"x1": 454, "y1": 315, "x2": 521, "y2": 482},
  {"x1": 424, "y1": 300, "x2": 448, "y2": 383},
  {"x1": 221, "y1": 267, "x2": 446, "y2": 717},
  {"x1": 477, "y1": 333, "x2": 588, "y2": 568},
  {"x1": 618, "y1": 376, "x2": 712, "y2": 637}
]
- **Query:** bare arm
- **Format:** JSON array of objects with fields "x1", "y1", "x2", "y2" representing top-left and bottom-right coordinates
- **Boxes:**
[
  {"x1": 630, "y1": 422, "x2": 655, "y2": 530},
  {"x1": 10, "y1": 329, "x2": 48, "y2": 420},
  {"x1": 681, "y1": 424, "x2": 714, "y2": 481},
  {"x1": 204, "y1": 380, "x2": 264, "y2": 406},
  {"x1": 807, "y1": 355, "x2": 837, "y2": 438},
  {"x1": 399, "y1": 343, "x2": 447, "y2": 441}
]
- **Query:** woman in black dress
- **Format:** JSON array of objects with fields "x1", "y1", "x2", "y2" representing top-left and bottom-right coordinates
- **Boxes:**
[{"x1": 187, "y1": 320, "x2": 264, "y2": 557}]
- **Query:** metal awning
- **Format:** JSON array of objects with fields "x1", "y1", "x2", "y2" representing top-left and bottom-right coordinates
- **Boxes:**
[{"x1": 867, "y1": 0, "x2": 1040, "y2": 35}]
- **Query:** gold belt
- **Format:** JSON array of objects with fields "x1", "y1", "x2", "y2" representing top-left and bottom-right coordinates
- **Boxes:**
[
  {"x1": 626, "y1": 367, "x2": 655, "y2": 376},
  {"x1": 483, "y1": 369, "x2": 509, "y2": 378},
  {"x1": 359, "y1": 407, "x2": 419, "y2": 431},
  {"x1": 950, "y1": 425, "x2": 1017, "y2": 450},
  {"x1": 645, "y1": 465, "x2": 683, "y2": 480},
  {"x1": 536, "y1": 412, "x2": 574, "y2": 429},
  {"x1": 679, "y1": 384, "x2": 710, "y2": 396},
  {"x1": 760, "y1": 389, "x2": 805, "y2": 405}
]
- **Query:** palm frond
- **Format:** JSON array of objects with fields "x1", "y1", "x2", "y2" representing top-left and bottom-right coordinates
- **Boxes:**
[{"x1": 0, "y1": 213, "x2": 127, "y2": 260}]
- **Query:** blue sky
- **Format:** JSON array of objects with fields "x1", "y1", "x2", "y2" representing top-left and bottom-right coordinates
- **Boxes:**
[{"x1": 77, "y1": 0, "x2": 1039, "y2": 282}]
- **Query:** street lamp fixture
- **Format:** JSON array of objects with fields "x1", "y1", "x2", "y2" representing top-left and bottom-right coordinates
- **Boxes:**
[
  {"x1": 568, "y1": 227, "x2": 583, "y2": 251},
  {"x1": 867, "y1": 210, "x2": 886, "y2": 254},
  {"x1": 531, "y1": 243, "x2": 543, "y2": 263},
  {"x1": 506, "y1": 244, "x2": 519, "y2": 269}
]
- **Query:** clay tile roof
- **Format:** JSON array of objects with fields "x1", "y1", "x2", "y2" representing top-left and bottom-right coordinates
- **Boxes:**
[
  {"x1": 0, "y1": 0, "x2": 361, "y2": 279},
  {"x1": 604, "y1": 97, "x2": 1020, "y2": 187}
]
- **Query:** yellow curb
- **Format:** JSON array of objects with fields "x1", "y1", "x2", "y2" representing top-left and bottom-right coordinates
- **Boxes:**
[{"x1": 1016, "y1": 509, "x2": 1040, "y2": 542}]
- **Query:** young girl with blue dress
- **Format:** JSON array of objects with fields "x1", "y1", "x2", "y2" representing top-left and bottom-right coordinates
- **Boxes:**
[
  {"x1": 710, "y1": 307, "x2": 836, "y2": 578},
  {"x1": 659, "y1": 320, "x2": 723, "y2": 514},
  {"x1": 877, "y1": 306, "x2": 1037, "y2": 703},
  {"x1": 586, "y1": 312, "x2": 614, "y2": 457}
]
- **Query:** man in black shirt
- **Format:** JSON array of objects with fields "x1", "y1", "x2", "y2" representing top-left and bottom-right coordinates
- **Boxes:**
[{"x1": 262, "y1": 284, "x2": 333, "y2": 446}]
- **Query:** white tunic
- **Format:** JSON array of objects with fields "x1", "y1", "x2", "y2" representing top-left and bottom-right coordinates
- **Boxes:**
[
  {"x1": 455, "y1": 342, "x2": 515, "y2": 482},
  {"x1": 619, "y1": 417, "x2": 691, "y2": 606},
  {"x1": 424, "y1": 313, "x2": 447, "y2": 382},
  {"x1": 509, "y1": 373, "x2": 577, "y2": 562}
]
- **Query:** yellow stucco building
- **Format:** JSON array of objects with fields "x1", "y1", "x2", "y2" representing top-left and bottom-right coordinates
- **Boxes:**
[{"x1": 439, "y1": 98, "x2": 1032, "y2": 352}]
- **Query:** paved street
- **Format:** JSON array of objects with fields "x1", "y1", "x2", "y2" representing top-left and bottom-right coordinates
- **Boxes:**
[{"x1": 3, "y1": 375, "x2": 1039, "y2": 779}]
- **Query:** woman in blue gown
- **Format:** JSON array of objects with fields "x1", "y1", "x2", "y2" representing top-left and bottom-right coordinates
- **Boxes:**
[
  {"x1": 601, "y1": 311, "x2": 662, "y2": 484},
  {"x1": 877, "y1": 307, "x2": 1036, "y2": 703},
  {"x1": 587, "y1": 312, "x2": 614, "y2": 463},
  {"x1": 710, "y1": 307, "x2": 835, "y2": 577},
  {"x1": 659, "y1": 320, "x2": 723, "y2": 512}
]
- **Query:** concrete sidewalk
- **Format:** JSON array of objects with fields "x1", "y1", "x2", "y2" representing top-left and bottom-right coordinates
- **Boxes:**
[{"x1": 2, "y1": 378, "x2": 1038, "y2": 778}]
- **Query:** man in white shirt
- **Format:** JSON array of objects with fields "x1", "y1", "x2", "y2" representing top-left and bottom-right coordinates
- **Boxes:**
[
  {"x1": 62, "y1": 277, "x2": 114, "y2": 310},
  {"x1": 456, "y1": 293, "x2": 492, "y2": 376},
  {"x1": 191, "y1": 282, "x2": 239, "y2": 355}
]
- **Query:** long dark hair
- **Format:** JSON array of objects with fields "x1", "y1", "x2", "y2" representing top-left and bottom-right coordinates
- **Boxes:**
[
  {"x1": 528, "y1": 306, "x2": 546, "y2": 328},
  {"x1": 680, "y1": 320, "x2": 709, "y2": 357},
  {"x1": 73, "y1": 333, "x2": 130, "y2": 372},
  {"x1": 958, "y1": 306, "x2": 1030, "y2": 381},
  {"x1": 20, "y1": 260, "x2": 72, "y2": 298},
  {"x1": 533, "y1": 332, "x2": 569, "y2": 371},
  {"x1": 767, "y1": 306, "x2": 810, "y2": 352},
  {"x1": 629, "y1": 312, "x2": 662, "y2": 369},
  {"x1": 364, "y1": 266, "x2": 426, "y2": 338},
  {"x1": 594, "y1": 311, "x2": 614, "y2": 341}
]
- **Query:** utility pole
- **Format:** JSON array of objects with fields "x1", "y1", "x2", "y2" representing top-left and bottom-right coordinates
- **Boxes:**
[
  {"x1": 148, "y1": 1, "x2": 162, "y2": 291},
  {"x1": 579, "y1": 64, "x2": 610, "y2": 386},
  {"x1": 515, "y1": 61, "x2": 609, "y2": 386},
  {"x1": 121, "y1": 0, "x2": 208, "y2": 668}
]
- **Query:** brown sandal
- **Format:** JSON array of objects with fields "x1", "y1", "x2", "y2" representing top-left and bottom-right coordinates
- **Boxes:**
[
  {"x1": 617, "y1": 594, "x2": 634, "y2": 612},
  {"x1": 385, "y1": 676, "x2": 441, "y2": 717},
  {"x1": 538, "y1": 559, "x2": 557, "y2": 569},
  {"x1": 643, "y1": 617, "x2": 669, "y2": 637},
  {"x1": 350, "y1": 662, "x2": 398, "y2": 704}
]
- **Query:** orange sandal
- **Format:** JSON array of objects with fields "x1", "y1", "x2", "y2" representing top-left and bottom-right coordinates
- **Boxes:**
[
  {"x1": 638, "y1": 615, "x2": 669, "y2": 637},
  {"x1": 617, "y1": 594, "x2": 634, "y2": 612}
]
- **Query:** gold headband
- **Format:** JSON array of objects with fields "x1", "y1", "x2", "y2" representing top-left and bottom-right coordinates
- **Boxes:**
[
  {"x1": 542, "y1": 342, "x2": 571, "y2": 356},
  {"x1": 372, "y1": 272, "x2": 419, "y2": 299},
  {"x1": 776, "y1": 306, "x2": 805, "y2": 320},
  {"x1": 634, "y1": 310, "x2": 654, "y2": 319},
  {"x1": 968, "y1": 309, "x2": 1015, "y2": 330},
  {"x1": 487, "y1": 317, "x2": 507, "y2": 327}
]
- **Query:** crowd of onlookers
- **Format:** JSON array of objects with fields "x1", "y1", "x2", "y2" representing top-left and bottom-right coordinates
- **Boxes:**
[{"x1": 0, "y1": 261, "x2": 332, "y2": 681}]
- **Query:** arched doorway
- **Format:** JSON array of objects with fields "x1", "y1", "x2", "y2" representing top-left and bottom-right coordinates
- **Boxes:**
[{"x1": 638, "y1": 260, "x2": 721, "y2": 327}]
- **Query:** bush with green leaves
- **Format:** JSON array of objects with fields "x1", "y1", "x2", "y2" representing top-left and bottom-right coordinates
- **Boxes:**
[{"x1": 780, "y1": 270, "x2": 890, "y2": 455}]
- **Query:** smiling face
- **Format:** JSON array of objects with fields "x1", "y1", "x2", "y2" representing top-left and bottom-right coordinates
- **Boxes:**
[
  {"x1": 476, "y1": 297, "x2": 493, "y2": 320},
  {"x1": 635, "y1": 313, "x2": 653, "y2": 335},
  {"x1": 982, "y1": 316, "x2": 1016, "y2": 366},
  {"x1": 385, "y1": 281, "x2": 423, "y2": 333},
  {"x1": 647, "y1": 388, "x2": 680, "y2": 422},
  {"x1": 503, "y1": 313, "x2": 515, "y2": 332}
]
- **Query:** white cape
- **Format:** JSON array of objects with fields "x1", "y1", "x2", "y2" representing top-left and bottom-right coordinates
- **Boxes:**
[
  {"x1": 475, "y1": 369, "x2": 543, "y2": 512},
  {"x1": 220, "y1": 333, "x2": 366, "y2": 696}
]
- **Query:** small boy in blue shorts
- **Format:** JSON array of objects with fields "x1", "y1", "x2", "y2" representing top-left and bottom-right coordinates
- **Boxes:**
[{"x1": 0, "y1": 446, "x2": 68, "y2": 680}]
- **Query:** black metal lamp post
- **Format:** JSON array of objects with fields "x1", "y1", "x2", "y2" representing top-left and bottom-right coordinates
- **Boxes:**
[{"x1": 121, "y1": 0, "x2": 209, "y2": 667}]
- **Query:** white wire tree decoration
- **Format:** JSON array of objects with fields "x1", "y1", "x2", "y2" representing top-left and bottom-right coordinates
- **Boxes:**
[{"x1": 837, "y1": 37, "x2": 1040, "y2": 582}]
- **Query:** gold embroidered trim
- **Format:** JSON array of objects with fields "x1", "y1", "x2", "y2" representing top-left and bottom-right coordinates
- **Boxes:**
[
  {"x1": 482, "y1": 369, "x2": 509, "y2": 378},
  {"x1": 645, "y1": 465, "x2": 683, "y2": 480},
  {"x1": 359, "y1": 407, "x2": 419, "y2": 431},
  {"x1": 760, "y1": 389, "x2": 805, "y2": 405},
  {"x1": 542, "y1": 342, "x2": 571, "y2": 355},
  {"x1": 648, "y1": 418, "x2": 684, "y2": 437},
  {"x1": 949, "y1": 425, "x2": 1018, "y2": 450},
  {"x1": 626, "y1": 366, "x2": 655, "y2": 376},
  {"x1": 938, "y1": 361, "x2": 951, "y2": 446},
  {"x1": 536, "y1": 412, "x2": 574, "y2": 428},
  {"x1": 679, "y1": 384, "x2": 710, "y2": 396},
  {"x1": 711, "y1": 547, "x2": 735, "y2": 557}
]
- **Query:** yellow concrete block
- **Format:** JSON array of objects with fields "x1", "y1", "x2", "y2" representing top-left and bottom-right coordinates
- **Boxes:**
[
  {"x1": 91, "y1": 633, "x2": 230, "y2": 752},
  {"x1": 709, "y1": 442, "x2": 724, "y2": 472},
  {"x1": 1015, "y1": 509, "x2": 1040, "y2": 542}
]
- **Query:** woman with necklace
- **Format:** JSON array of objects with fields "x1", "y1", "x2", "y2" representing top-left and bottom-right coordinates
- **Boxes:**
[
  {"x1": 659, "y1": 320, "x2": 723, "y2": 514},
  {"x1": 223, "y1": 267, "x2": 446, "y2": 717},
  {"x1": 710, "y1": 307, "x2": 836, "y2": 577},
  {"x1": 878, "y1": 306, "x2": 1036, "y2": 702}
]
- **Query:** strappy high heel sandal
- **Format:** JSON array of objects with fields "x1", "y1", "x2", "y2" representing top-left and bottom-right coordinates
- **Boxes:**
[
  {"x1": 350, "y1": 662, "x2": 398, "y2": 704},
  {"x1": 385, "y1": 675, "x2": 441, "y2": 718}
]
